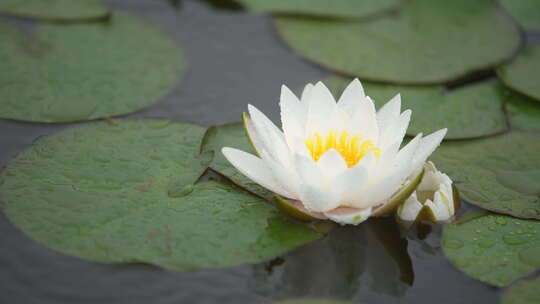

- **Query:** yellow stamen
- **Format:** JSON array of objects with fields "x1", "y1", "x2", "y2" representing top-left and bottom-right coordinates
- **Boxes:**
[{"x1": 304, "y1": 130, "x2": 381, "y2": 167}]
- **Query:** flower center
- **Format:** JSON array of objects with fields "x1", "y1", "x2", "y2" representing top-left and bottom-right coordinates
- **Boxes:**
[{"x1": 304, "y1": 130, "x2": 381, "y2": 168}]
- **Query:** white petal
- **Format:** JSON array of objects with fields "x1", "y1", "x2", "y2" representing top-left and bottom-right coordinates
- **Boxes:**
[
  {"x1": 396, "y1": 109, "x2": 412, "y2": 146},
  {"x1": 426, "y1": 192, "x2": 451, "y2": 221},
  {"x1": 243, "y1": 113, "x2": 263, "y2": 155},
  {"x1": 280, "y1": 85, "x2": 306, "y2": 149},
  {"x1": 301, "y1": 83, "x2": 314, "y2": 102},
  {"x1": 337, "y1": 78, "x2": 365, "y2": 115},
  {"x1": 324, "y1": 207, "x2": 372, "y2": 225},
  {"x1": 397, "y1": 192, "x2": 423, "y2": 221},
  {"x1": 376, "y1": 93, "x2": 401, "y2": 132},
  {"x1": 248, "y1": 104, "x2": 291, "y2": 168},
  {"x1": 222, "y1": 148, "x2": 292, "y2": 198},
  {"x1": 352, "y1": 166, "x2": 411, "y2": 209},
  {"x1": 352, "y1": 96, "x2": 379, "y2": 141},
  {"x1": 260, "y1": 150, "x2": 300, "y2": 200},
  {"x1": 411, "y1": 128, "x2": 447, "y2": 173},
  {"x1": 395, "y1": 132, "x2": 423, "y2": 174},
  {"x1": 316, "y1": 149, "x2": 348, "y2": 180},
  {"x1": 332, "y1": 163, "x2": 369, "y2": 204},
  {"x1": 299, "y1": 184, "x2": 340, "y2": 212},
  {"x1": 305, "y1": 82, "x2": 337, "y2": 134}
]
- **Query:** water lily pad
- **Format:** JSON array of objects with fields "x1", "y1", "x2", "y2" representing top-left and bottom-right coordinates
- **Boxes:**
[
  {"x1": 431, "y1": 132, "x2": 540, "y2": 219},
  {"x1": 200, "y1": 122, "x2": 272, "y2": 199},
  {"x1": 0, "y1": 119, "x2": 321, "y2": 271},
  {"x1": 504, "y1": 90, "x2": 540, "y2": 132},
  {"x1": 501, "y1": 273, "x2": 540, "y2": 304},
  {"x1": 275, "y1": 299, "x2": 353, "y2": 304},
  {"x1": 498, "y1": 46, "x2": 540, "y2": 103},
  {"x1": 326, "y1": 76, "x2": 508, "y2": 139},
  {"x1": 0, "y1": 0, "x2": 108, "y2": 21},
  {"x1": 0, "y1": 13, "x2": 184, "y2": 122},
  {"x1": 500, "y1": 0, "x2": 540, "y2": 31},
  {"x1": 442, "y1": 213, "x2": 540, "y2": 287},
  {"x1": 275, "y1": 0, "x2": 521, "y2": 84},
  {"x1": 236, "y1": 0, "x2": 397, "y2": 19}
]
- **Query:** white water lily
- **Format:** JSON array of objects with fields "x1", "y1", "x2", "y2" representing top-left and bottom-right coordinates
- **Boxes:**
[
  {"x1": 222, "y1": 79, "x2": 448, "y2": 225},
  {"x1": 397, "y1": 161, "x2": 457, "y2": 222}
]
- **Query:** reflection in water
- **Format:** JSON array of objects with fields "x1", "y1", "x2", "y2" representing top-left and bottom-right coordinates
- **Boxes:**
[{"x1": 250, "y1": 217, "x2": 414, "y2": 301}]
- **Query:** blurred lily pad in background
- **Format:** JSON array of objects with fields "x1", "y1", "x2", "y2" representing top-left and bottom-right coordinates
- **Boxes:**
[
  {"x1": 498, "y1": 46, "x2": 540, "y2": 103},
  {"x1": 275, "y1": 0, "x2": 521, "y2": 84},
  {"x1": 504, "y1": 91, "x2": 540, "y2": 132},
  {"x1": 325, "y1": 76, "x2": 508, "y2": 139},
  {"x1": 501, "y1": 273, "x2": 540, "y2": 304},
  {"x1": 432, "y1": 133, "x2": 540, "y2": 219},
  {"x1": 0, "y1": 13, "x2": 184, "y2": 123},
  {"x1": 443, "y1": 213, "x2": 540, "y2": 287},
  {"x1": 0, "y1": 0, "x2": 108, "y2": 21},
  {"x1": 499, "y1": 0, "x2": 540, "y2": 31},
  {"x1": 274, "y1": 299, "x2": 353, "y2": 304},
  {"x1": 0, "y1": 119, "x2": 322, "y2": 271},
  {"x1": 236, "y1": 0, "x2": 397, "y2": 19}
]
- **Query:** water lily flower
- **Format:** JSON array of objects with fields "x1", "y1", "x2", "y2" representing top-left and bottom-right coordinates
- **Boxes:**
[
  {"x1": 222, "y1": 79, "x2": 448, "y2": 225},
  {"x1": 397, "y1": 161, "x2": 459, "y2": 222}
]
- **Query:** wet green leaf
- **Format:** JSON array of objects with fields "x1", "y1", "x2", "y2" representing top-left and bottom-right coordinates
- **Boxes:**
[
  {"x1": 326, "y1": 76, "x2": 508, "y2": 139},
  {"x1": 431, "y1": 132, "x2": 540, "y2": 219},
  {"x1": 200, "y1": 122, "x2": 272, "y2": 199},
  {"x1": 237, "y1": 0, "x2": 397, "y2": 19},
  {"x1": 0, "y1": 0, "x2": 108, "y2": 21},
  {"x1": 504, "y1": 90, "x2": 540, "y2": 132},
  {"x1": 442, "y1": 213, "x2": 540, "y2": 287},
  {"x1": 500, "y1": 0, "x2": 540, "y2": 31},
  {"x1": 498, "y1": 46, "x2": 540, "y2": 103},
  {"x1": 0, "y1": 13, "x2": 184, "y2": 122},
  {"x1": 275, "y1": 0, "x2": 521, "y2": 84},
  {"x1": 501, "y1": 273, "x2": 540, "y2": 304},
  {"x1": 0, "y1": 119, "x2": 321, "y2": 271}
]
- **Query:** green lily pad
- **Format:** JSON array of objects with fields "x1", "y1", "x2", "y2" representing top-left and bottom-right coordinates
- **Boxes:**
[
  {"x1": 275, "y1": 300, "x2": 353, "y2": 304},
  {"x1": 0, "y1": 119, "x2": 321, "y2": 271},
  {"x1": 498, "y1": 46, "x2": 540, "y2": 103},
  {"x1": 442, "y1": 213, "x2": 540, "y2": 287},
  {"x1": 236, "y1": 0, "x2": 397, "y2": 19},
  {"x1": 431, "y1": 132, "x2": 540, "y2": 219},
  {"x1": 0, "y1": 13, "x2": 184, "y2": 123},
  {"x1": 275, "y1": 0, "x2": 521, "y2": 84},
  {"x1": 500, "y1": 0, "x2": 540, "y2": 31},
  {"x1": 0, "y1": 0, "x2": 108, "y2": 21},
  {"x1": 200, "y1": 122, "x2": 272, "y2": 199},
  {"x1": 504, "y1": 90, "x2": 540, "y2": 132},
  {"x1": 501, "y1": 273, "x2": 540, "y2": 304},
  {"x1": 326, "y1": 76, "x2": 508, "y2": 139}
]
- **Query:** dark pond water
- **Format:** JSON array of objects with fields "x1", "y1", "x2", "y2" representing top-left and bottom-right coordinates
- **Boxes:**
[{"x1": 0, "y1": 0, "x2": 500, "y2": 303}]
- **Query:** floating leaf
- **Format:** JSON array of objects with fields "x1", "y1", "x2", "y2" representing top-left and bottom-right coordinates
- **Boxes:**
[
  {"x1": 442, "y1": 213, "x2": 540, "y2": 287},
  {"x1": 498, "y1": 46, "x2": 540, "y2": 103},
  {"x1": 500, "y1": 0, "x2": 540, "y2": 31},
  {"x1": 0, "y1": 13, "x2": 184, "y2": 122},
  {"x1": 504, "y1": 90, "x2": 540, "y2": 132},
  {"x1": 431, "y1": 132, "x2": 540, "y2": 219},
  {"x1": 200, "y1": 122, "x2": 272, "y2": 199},
  {"x1": 236, "y1": 0, "x2": 397, "y2": 19},
  {"x1": 275, "y1": 0, "x2": 521, "y2": 84},
  {"x1": 326, "y1": 76, "x2": 508, "y2": 139},
  {"x1": 274, "y1": 300, "x2": 353, "y2": 304},
  {"x1": 501, "y1": 272, "x2": 540, "y2": 304},
  {"x1": 0, "y1": 0, "x2": 108, "y2": 21},
  {"x1": 0, "y1": 119, "x2": 321, "y2": 271}
]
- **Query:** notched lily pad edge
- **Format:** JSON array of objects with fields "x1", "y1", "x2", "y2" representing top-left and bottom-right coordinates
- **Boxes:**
[
  {"x1": 272, "y1": 16, "x2": 525, "y2": 85},
  {"x1": 497, "y1": 69, "x2": 540, "y2": 104}
]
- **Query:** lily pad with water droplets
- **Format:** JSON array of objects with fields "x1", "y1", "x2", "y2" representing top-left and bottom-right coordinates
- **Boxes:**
[
  {"x1": 0, "y1": 0, "x2": 108, "y2": 21},
  {"x1": 275, "y1": 0, "x2": 521, "y2": 84},
  {"x1": 0, "y1": 119, "x2": 322, "y2": 271},
  {"x1": 500, "y1": 0, "x2": 540, "y2": 31},
  {"x1": 0, "y1": 13, "x2": 184, "y2": 123},
  {"x1": 325, "y1": 77, "x2": 508, "y2": 140},
  {"x1": 236, "y1": 0, "x2": 397, "y2": 19},
  {"x1": 498, "y1": 46, "x2": 540, "y2": 103},
  {"x1": 431, "y1": 132, "x2": 540, "y2": 220},
  {"x1": 200, "y1": 122, "x2": 272, "y2": 199},
  {"x1": 442, "y1": 213, "x2": 540, "y2": 287},
  {"x1": 501, "y1": 272, "x2": 540, "y2": 304}
]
